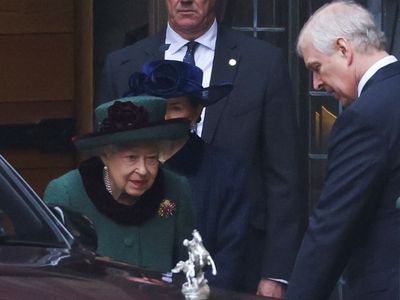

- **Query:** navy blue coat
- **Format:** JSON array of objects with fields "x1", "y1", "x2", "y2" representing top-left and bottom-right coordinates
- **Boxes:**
[
  {"x1": 164, "y1": 134, "x2": 250, "y2": 290},
  {"x1": 286, "y1": 61, "x2": 400, "y2": 300},
  {"x1": 98, "y1": 25, "x2": 306, "y2": 288},
  {"x1": 165, "y1": 134, "x2": 250, "y2": 289}
]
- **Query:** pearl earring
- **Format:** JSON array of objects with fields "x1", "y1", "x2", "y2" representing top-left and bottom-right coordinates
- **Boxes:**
[{"x1": 103, "y1": 166, "x2": 113, "y2": 195}]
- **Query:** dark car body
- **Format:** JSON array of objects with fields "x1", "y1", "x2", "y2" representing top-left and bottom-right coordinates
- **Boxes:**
[{"x1": 0, "y1": 154, "x2": 271, "y2": 300}]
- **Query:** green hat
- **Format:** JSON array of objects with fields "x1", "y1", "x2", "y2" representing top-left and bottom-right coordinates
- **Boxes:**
[{"x1": 73, "y1": 95, "x2": 189, "y2": 151}]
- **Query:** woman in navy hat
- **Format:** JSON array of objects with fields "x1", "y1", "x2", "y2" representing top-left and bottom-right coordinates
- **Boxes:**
[
  {"x1": 43, "y1": 96, "x2": 194, "y2": 272},
  {"x1": 126, "y1": 60, "x2": 251, "y2": 291}
]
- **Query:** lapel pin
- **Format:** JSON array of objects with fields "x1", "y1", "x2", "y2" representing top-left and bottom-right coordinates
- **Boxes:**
[{"x1": 228, "y1": 59, "x2": 237, "y2": 66}]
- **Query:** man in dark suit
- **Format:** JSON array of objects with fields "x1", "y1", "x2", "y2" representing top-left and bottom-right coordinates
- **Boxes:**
[
  {"x1": 98, "y1": 1, "x2": 306, "y2": 298},
  {"x1": 286, "y1": 1, "x2": 400, "y2": 300}
]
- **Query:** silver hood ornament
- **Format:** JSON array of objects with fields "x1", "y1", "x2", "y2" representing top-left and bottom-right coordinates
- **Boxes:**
[{"x1": 172, "y1": 230, "x2": 217, "y2": 299}]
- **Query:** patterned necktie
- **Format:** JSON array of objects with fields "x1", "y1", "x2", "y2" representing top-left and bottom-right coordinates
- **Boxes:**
[
  {"x1": 183, "y1": 41, "x2": 200, "y2": 134},
  {"x1": 183, "y1": 41, "x2": 199, "y2": 65}
]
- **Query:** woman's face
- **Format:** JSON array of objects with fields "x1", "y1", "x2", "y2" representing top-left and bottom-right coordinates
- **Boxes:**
[
  {"x1": 165, "y1": 96, "x2": 203, "y2": 125},
  {"x1": 102, "y1": 143, "x2": 159, "y2": 198}
]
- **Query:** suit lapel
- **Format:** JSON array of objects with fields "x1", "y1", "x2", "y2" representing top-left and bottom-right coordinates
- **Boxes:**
[
  {"x1": 361, "y1": 61, "x2": 400, "y2": 95},
  {"x1": 202, "y1": 27, "x2": 241, "y2": 142}
]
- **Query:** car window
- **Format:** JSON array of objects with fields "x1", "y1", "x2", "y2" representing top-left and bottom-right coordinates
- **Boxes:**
[
  {"x1": 0, "y1": 158, "x2": 64, "y2": 247},
  {"x1": 0, "y1": 209, "x2": 15, "y2": 235}
]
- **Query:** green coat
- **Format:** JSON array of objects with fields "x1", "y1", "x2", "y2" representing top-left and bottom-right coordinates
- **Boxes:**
[{"x1": 43, "y1": 164, "x2": 194, "y2": 273}]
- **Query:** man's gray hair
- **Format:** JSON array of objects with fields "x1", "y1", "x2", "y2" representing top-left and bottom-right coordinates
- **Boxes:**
[{"x1": 297, "y1": 0, "x2": 386, "y2": 57}]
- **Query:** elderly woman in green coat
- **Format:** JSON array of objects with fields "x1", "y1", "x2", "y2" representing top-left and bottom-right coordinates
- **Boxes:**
[{"x1": 43, "y1": 96, "x2": 195, "y2": 272}]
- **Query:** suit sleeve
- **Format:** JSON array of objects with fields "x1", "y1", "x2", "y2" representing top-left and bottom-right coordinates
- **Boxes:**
[
  {"x1": 208, "y1": 155, "x2": 251, "y2": 290},
  {"x1": 97, "y1": 54, "x2": 117, "y2": 105},
  {"x1": 286, "y1": 109, "x2": 388, "y2": 300},
  {"x1": 261, "y1": 50, "x2": 307, "y2": 280}
]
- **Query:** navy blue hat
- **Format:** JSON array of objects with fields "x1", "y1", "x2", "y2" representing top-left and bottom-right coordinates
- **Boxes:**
[{"x1": 124, "y1": 60, "x2": 233, "y2": 106}]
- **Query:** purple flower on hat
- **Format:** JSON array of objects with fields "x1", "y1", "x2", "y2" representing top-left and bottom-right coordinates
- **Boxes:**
[{"x1": 99, "y1": 101, "x2": 149, "y2": 133}]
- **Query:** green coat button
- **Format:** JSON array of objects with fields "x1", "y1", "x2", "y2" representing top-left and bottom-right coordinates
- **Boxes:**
[{"x1": 124, "y1": 237, "x2": 134, "y2": 247}]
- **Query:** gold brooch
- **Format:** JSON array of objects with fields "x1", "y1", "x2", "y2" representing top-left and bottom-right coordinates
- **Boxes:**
[{"x1": 158, "y1": 199, "x2": 176, "y2": 218}]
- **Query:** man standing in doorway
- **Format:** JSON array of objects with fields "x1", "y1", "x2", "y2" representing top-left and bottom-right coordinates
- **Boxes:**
[
  {"x1": 98, "y1": 1, "x2": 306, "y2": 298},
  {"x1": 286, "y1": 1, "x2": 400, "y2": 299}
]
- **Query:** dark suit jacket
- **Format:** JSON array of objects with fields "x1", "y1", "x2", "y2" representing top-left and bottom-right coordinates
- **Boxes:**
[
  {"x1": 98, "y1": 25, "x2": 306, "y2": 284},
  {"x1": 286, "y1": 61, "x2": 400, "y2": 300},
  {"x1": 164, "y1": 133, "x2": 250, "y2": 290}
]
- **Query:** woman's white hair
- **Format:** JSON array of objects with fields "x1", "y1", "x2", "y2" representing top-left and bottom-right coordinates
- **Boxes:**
[{"x1": 297, "y1": 0, "x2": 386, "y2": 56}]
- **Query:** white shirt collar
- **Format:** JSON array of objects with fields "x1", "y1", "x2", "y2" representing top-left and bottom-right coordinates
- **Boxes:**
[
  {"x1": 358, "y1": 55, "x2": 398, "y2": 96},
  {"x1": 165, "y1": 19, "x2": 217, "y2": 55}
]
